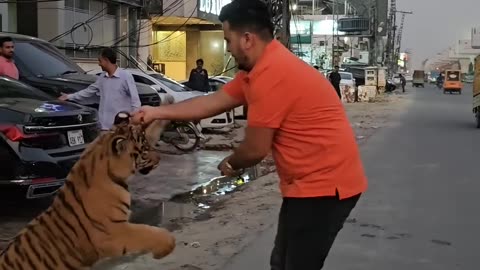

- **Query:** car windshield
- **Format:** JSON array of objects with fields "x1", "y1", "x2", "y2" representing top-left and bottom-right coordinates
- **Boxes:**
[
  {"x1": 340, "y1": 73, "x2": 352, "y2": 80},
  {"x1": 0, "y1": 77, "x2": 51, "y2": 100},
  {"x1": 13, "y1": 41, "x2": 84, "y2": 78},
  {"x1": 150, "y1": 73, "x2": 193, "y2": 92}
]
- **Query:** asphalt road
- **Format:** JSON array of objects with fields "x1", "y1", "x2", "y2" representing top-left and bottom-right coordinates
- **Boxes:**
[{"x1": 224, "y1": 84, "x2": 480, "y2": 270}]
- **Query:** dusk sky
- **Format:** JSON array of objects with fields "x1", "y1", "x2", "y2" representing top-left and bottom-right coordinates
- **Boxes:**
[{"x1": 398, "y1": 0, "x2": 480, "y2": 68}]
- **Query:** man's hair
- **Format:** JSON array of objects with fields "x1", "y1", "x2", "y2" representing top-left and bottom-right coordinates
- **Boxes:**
[
  {"x1": 196, "y1": 58, "x2": 204, "y2": 65},
  {"x1": 0, "y1": 37, "x2": 13, "y2": 48},
  {"x1": 100, "y1": 48, "x2": 117, "y2": 64},
  {"x1": 219, "y1": 0, "x2": 274, "y2": 41}
]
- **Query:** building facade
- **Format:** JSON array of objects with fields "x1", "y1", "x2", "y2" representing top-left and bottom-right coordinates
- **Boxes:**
[
  {"x1": 1, "y1": 0, "x2": 142, "y2": 70},
  {"x1": 139, "y1": 0, "x2": 235, "y2": 81},
  {"x1": 290, "y1": 15, "x2": 371, "y2": 69}
]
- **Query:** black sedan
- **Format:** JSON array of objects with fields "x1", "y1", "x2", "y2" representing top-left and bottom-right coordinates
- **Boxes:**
[{"x1": 0, "y1": 76, "x2": 98, "y2": 199}]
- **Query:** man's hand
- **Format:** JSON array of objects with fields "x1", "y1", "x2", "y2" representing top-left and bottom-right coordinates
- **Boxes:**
[
  {"x1": 217, "y1": 156, "x2": 243, "y2": 177},
  {"x1": 131, "y1": 106, "x2": 157, "y2": 124},
  {"x1": 58, "y1": 92, "x2": 69, "y2": 101}
]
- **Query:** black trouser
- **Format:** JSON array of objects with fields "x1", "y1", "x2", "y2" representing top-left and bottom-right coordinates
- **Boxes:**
[
  {"x1": 333, "y1": 84, "x2": 341, "y2": 99},
  {"x1": 270, "y1": 193, "x2": 361, "y2": 270}
]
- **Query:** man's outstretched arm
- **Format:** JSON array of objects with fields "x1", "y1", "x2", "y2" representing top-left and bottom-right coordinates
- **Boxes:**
[
  {"x1": 133, "y1": 73, "x2": 247, "y2": 123},
  {"x1": 136, "y1": 89, "x2": 242, "y2": 123}
]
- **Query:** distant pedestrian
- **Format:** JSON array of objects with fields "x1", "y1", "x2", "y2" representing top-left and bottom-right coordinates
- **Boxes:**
[
  {"x1": 329, "y1": 65, "x2": 342, "y2": 99},
  {"x1": 399, "y1": 73, "x2": 406, "y2": 92},
  {"x1": 187, "y1": 58, "x2": 211, "y2": 92},
  {"x1": 59, "y1": 48, "x2": 141, "y2": 133},
  {"x1": 0, "y1": 36, "x2": 19, "y2": 80},
  {"x1": 147, "y1": 54, "x2": 153, "y2": 69}
]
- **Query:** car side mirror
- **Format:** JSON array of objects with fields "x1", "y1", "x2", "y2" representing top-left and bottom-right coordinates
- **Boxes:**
[{"x1": 159, "y1": 88, "x2": 167, "y2": 93}]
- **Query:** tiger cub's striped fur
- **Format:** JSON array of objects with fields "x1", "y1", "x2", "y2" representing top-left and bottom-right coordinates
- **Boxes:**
[{"x1": 0, "y1": 113, "x2": 175, "y2": 269}]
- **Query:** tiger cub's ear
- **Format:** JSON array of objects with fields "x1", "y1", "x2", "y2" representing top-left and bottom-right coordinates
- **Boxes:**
[{"x1": 111, "y1": 136, "x2": 128, "y2": 156}]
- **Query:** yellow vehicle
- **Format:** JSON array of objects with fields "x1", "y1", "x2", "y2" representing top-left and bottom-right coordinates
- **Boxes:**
[
  {"x1": 473, "y1": 56, "x2": 480, "y2": 128},
  {"x1": 443, "y1": 69, "x2": 463, "y2": 94}
]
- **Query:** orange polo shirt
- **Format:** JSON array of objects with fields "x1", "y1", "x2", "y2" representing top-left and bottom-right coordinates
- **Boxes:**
[{"x1": 223, "y1": 40, "x2": 367, "y2": 199}]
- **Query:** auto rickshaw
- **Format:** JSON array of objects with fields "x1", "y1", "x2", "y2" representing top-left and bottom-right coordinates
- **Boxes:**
[{"x1": 443, "y1": 69, "x2": 463, "y2": 94}]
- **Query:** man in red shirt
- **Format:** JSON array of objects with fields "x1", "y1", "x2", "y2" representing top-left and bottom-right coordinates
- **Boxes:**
[
  {"x1": 133, "y1": 1, "x2": 367, "y2": 268},
  {"x1": 0, "y1": 36, "x2": 19, "y2": 80}
]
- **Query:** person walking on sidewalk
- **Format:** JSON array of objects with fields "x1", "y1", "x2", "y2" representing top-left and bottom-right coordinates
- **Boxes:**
[
  {"x1": 132, "y1": 1, "x2": 367, "y2": 269},
  {"x1": 399, "y1": 73, "x2": 407, "y2": 92},
  {"x1": 329, "y1": 65, "x2": 342, "y2": 98},
  {"x1": 59, "y1": 48, "x2": 141, "y2": 133}
]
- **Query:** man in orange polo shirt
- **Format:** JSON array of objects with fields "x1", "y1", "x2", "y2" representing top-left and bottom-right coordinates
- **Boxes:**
[{"x1": 133, "y1": 0, "x2": 367, "y2": 268}]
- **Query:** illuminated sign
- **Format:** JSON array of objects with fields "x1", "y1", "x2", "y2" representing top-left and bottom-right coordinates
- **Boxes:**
[{"x1": 199, "y1": 0, "x2": 231, "y2": 16}]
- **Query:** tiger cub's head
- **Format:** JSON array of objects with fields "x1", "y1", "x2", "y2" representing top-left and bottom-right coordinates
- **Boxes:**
[{"x1": 107, "y1": 112, "x2": 166, "y2": 176}]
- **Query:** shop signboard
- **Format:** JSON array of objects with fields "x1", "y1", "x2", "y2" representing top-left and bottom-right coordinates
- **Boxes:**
[{"x1": 198, "y1": 0, "x2": 231, "y2": 16}]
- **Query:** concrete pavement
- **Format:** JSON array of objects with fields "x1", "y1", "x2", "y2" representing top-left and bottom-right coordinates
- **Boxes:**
[{"x1": 224, "y1": 85, "x2": 480, "y2": 270}]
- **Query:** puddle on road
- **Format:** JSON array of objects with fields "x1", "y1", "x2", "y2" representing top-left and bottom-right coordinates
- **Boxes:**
[
  {"x1": 131, "y1": 166, "x2": 259, "y2": 230},
  {"x1": 171, "y1": 166, "x2": 258, "y2": 203}
]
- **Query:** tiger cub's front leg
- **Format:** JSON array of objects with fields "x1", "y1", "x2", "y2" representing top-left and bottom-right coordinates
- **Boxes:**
[{"x1": 109, "y1": 223, "x2": 176, "y2": 259}]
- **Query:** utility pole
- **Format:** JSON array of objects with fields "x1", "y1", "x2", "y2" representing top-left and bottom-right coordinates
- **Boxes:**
[
  {"x1": 393, "y1": 10, "x2": 412, "y2": 73},
  {"x1": 281, "y1": 0, "x2": 290, "y2": 48},
  {"x1": 331, "y1": 0, "x2": 336, "y2": 68}
]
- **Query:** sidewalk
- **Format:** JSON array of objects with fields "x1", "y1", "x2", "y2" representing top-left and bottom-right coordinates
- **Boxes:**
[{"x1": 222, "y1": 225, "x2": 276, "y2": 270}]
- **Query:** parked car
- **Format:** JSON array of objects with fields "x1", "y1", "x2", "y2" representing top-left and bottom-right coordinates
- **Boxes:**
[
  {"x1": 204, "y1": 76, "x2": 247, "y2": 119},
  {"x1": 87, "y1": 69, "x2": 234, "y2": 129},
  {"x1": 463, "y1": 74, "x2": 474, "y2": 83},
  {"x1": 1, "y1": 32, "x2": 160, "y2": 108},
  {"x1": 0, "y1": 76, "x2": 98, "y2": 199},
  {"x1": 325, "y1": 71, "x2": 356, "y2": 87}
]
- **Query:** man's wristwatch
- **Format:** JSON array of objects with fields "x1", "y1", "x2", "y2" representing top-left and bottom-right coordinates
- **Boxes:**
[{"x1": 225, "y1": 161, "x2": 245, "y2": 175}]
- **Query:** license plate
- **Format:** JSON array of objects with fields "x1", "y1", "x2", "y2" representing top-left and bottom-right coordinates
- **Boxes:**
[{"x1": 67, "y1": 129, "x2": 85, "y2": 146}]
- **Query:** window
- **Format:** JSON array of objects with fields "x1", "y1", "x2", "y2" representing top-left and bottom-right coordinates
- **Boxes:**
[
  {"x1": 65, "y1": 44, "x2": 103, "y2": 59},
  {"x1": 132, "y1": 74, "x2": 155, "y2": 85},
  {"x1": 65, "y1": 0, "x2": 74, "y2": 8},
  {"x1": 208, "y1": 80, "x2": 224, "y2": 92},
  {"x1": 340, "y1": 73, "x2": 352, "y2": 80},
  {"x1": 151, "y1": 74, "x2": 190, "y2": 92},
  {"x1": 75, "y1": 0, "x2": 89, "y2": 10},
  {"x1": 13, "y1": 42, "x2": 84, "y2": 78},
  {"x1": 106, "y1": 3, "x2": 117, "y2": 16}
]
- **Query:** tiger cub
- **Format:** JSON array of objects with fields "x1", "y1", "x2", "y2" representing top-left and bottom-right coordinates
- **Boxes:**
[{"x1": 0, "y1": 112, "x2": 175, "y2": 269}]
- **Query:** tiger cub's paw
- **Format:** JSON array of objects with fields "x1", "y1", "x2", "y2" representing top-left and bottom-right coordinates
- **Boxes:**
[{"x1": 152, "y1": 230, "x2": 176, "y2": 259}]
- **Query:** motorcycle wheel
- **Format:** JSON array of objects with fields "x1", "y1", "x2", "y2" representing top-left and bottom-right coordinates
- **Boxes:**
[{"x1": 171, "y1": 123, "x2": 200, "y2": 152}]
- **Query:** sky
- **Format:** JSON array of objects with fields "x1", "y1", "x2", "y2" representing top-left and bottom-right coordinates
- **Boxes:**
[{"x1": 398, "y1": 0, "x2": 480, "y2": 69}]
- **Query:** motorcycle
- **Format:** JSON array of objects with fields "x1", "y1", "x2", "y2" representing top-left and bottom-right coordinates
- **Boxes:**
[
  {"x1": 436, "y1": 80, "x2": 443, "y2": 89},
  {"x1": 160, "y1": 121, "x2": 204, "y2": 152},
  {"x1": 385, "y1": 79, "x2": 397, "y2": 92}
]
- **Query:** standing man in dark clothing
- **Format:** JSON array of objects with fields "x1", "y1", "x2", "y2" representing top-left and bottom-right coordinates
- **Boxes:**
[
  {"x1": 187, "y1": 58, "x2": 211, "y2": 92},
  {"x1": 399, "y1": 73, "x2": 407, "y2": 92},
  {"x1": 329, "y1": 65, "x2": 342, "y2": 99}
]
